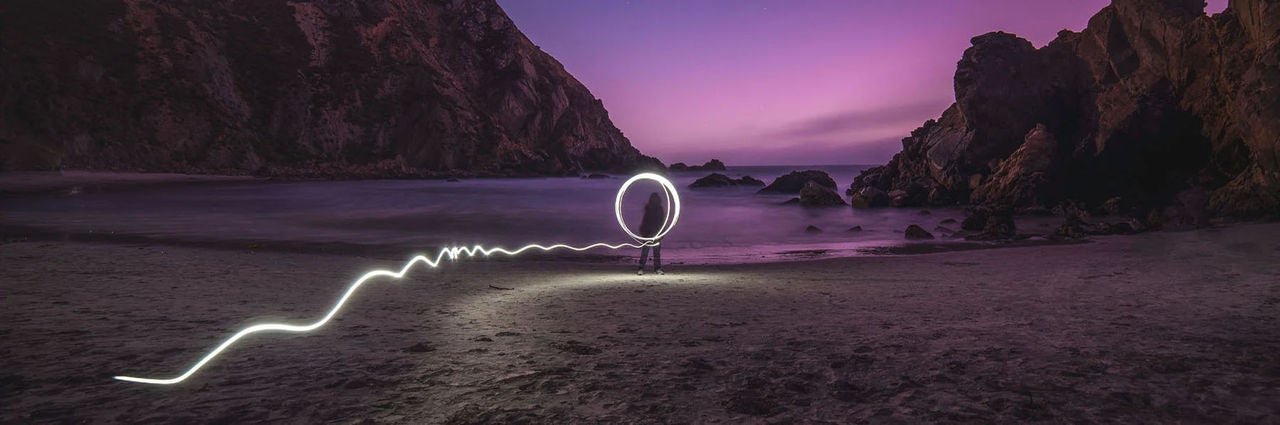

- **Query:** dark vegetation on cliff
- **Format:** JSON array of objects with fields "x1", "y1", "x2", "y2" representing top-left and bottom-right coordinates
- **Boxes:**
[
  {"x1": 0, "y1": 0, "x2": 661, "y2": 177},
  {"x1": 849, "y1": 0, "x2": 1280, "y2": 220}
]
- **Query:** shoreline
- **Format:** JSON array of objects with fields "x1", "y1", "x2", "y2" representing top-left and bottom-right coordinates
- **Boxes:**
[
  {"x1": 0, "y1": 221, "x2": 1092, "y2": 265},
  {"x1": 3, "y1": 223, "x2": 1277, "y2": 422},
  {"x1": 0, "y1": 171, "x2": 263, "y2": 196}
]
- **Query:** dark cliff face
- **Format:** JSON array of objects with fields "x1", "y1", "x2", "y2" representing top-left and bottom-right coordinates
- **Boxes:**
[
  {"x1": 0, "y1": 0, "x2": 662, "y2": 177},
  {"x1": 849, "y1": 0, "x2": 1280, "y2": 218}
]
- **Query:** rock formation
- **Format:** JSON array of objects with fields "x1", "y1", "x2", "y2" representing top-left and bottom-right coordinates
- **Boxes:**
[
  {"x1": 904, "y1": 224, "x2": 935, "y2": 240},
  {"x1": 759, "y1": 170, "x2": 838, "y2": 194},
  {"x1": 688, "y1": 173, "x2": 765, "y2": 188},
  {"x1": 799, "y1": 180, "x2": 848, "y2": 207},
  {"x1": 0, "y1": 0, "x2": 662, "y2": 177},
  {"x1": 848, "y1": 0, "x2": 1280, "y2": 219},
  {"x1": 669, "y1": 159, "x2": 727, "y2": 172}
]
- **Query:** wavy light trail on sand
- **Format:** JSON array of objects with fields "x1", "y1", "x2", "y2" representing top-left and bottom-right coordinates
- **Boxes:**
[
  {"x1": 113, "y1": 242, "x2": 654, "y2": 385},
  {"x1": 114, "y1": 173, "x2": 680, "y2": 385}
]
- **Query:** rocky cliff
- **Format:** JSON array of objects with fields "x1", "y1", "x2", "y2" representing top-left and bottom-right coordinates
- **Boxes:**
[
  {"x1": 0, "y1": 0, "x2": 661, "y2": 177},
  {"x1": 849, "y1": 0, "x2": 1280, "y2": 219}
]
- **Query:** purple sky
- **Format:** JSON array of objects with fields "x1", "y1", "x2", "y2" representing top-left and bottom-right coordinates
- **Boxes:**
[{"x1": 499, "y1": 1, "x2": 1228, "y2": 166}]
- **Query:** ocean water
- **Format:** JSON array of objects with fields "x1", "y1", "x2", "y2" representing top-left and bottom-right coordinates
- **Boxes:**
[{"x1": 1, "y1": 166, "x2": 981, "y2": 264}]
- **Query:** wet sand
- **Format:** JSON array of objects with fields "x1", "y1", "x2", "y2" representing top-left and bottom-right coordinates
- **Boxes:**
[{"x1": 2, "y1": 223, "x2": 1278, "y2": 423}]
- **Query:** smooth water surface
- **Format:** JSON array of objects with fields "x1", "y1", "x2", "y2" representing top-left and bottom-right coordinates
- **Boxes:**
[{"x1": 2, "y1": 166, "x2": 980, "y2": 264}]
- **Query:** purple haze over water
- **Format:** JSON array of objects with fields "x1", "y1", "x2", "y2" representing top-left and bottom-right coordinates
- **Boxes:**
[
  {"x1": 0, "y1": 168, "x2": 1044, "y2": 264},
  {"x1": 498, "y1": 0, "x2": 1229, "y2": 165}
]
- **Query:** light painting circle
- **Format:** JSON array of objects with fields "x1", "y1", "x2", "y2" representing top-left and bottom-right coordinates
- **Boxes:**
[{"x1": 614, "y1": 172, "x2": 681, "y2": 243}]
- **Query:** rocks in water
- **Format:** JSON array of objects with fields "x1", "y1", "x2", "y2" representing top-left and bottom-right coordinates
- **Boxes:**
[
  {"x1": 844, "y1": 1, "x2": 1280, "y2": 220},
  {"x1": 582, "y1": 173, "x2": 611, "y2": 179},
  {"x1": 904, "y1": 224, "x2": 934, "y2": 240},
  {"x1": 446, "y1": 178, "x2": 461, "y2": 183},
  {"x1": 669, "y1": 159, "x2": 726, "y2": 172},
  {"x1": 805, "y1": 225, "x2": 823, "y2": 233},
  {"x1": 934, "y1": 225, "x2": 955, "y2": 234},
  {"x1": 0, "y1": 0, "x2": 662, "y2": 177},
  {"x1": 968, "y1": 208, "x2": 1016, "y2": 241},
  {"x1": 689, "y1": 173, "x2": 734, "y2": 188},
  {"x1": 1051, "y1": 202, "x2": 1149, "y2": 239},
  {"x1": 782, "y1": 198, "x2": 801, "y2": 205},
  {"x1": 798, "y1": 180, "x2": 848, "y2": 207},
  {"x1": 689, "y1": 173, "x2": 766, "y2": 188},
  {"x1": 958, "y1": 206, "x2": 1017, "y2": 240},
  {"x1": 850, "y1": 186, "x2": 890, "y2": 208},
  {"x1": 847, "y1": 225, "x2": 863, "y2": 232},
  {"x1": 961, "y1": 206, "x2": 991, "y2": 232},
  {"x1": 758, "y1": 170, "x2": 838, "y2": 194},
  {"x1": 940, "y1": 218, "x2": 958, "y2": 225}
]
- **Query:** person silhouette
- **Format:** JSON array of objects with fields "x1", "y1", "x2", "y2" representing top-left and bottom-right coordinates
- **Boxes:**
[{"x1": 637, "y1": 192, "x2": 665, "y2": 275}]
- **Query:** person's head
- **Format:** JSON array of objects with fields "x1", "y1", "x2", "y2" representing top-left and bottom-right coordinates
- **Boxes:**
[{"x1": 648, "y1": 192, "x2": 662, "y2": 206}]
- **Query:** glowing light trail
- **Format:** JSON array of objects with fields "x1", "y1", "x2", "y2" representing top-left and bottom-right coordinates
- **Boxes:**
[{"x1": 114, "y1": 173, "x2": 679, "y2": 385}]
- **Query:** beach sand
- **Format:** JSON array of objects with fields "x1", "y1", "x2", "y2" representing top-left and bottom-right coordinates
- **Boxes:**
[{"x1": 2, "y1": 224, "x2": 1278, "y2": 423}]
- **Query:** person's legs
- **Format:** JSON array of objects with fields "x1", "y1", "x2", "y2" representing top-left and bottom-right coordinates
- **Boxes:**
[
  {"x1": 653, "y1": 244, "x2": 662, "y2": 271},
  {"x1": 638, "y1": 245, "x2": 651, "y2": 269}
]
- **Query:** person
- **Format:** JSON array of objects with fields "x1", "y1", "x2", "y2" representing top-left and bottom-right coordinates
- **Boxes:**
[{"x1": 637, "y1": 192, "x2": 665, "y2": 276}]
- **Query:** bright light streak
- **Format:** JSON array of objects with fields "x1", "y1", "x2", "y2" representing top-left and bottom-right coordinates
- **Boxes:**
[
  {"x1": 615, "y1": 172, "x2": 680, "y2": 242},
  {"x1": 114, "y1": 173, "x2": 680, "y2": 385}
]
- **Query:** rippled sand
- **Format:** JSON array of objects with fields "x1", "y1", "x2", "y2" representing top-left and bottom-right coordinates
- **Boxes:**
[{"x1": 2, "y1": 223, "x2": 1278, "y2": 423}]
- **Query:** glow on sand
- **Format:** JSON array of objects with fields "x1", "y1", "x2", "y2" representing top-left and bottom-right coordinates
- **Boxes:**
[{"x1": 114, "y1": 173, "x2": 680, "y2": 385}]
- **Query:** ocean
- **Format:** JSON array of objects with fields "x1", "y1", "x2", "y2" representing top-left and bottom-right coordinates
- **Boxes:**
[{"x1": 1, "y1": 166, "x2": 980, "y2": 264}]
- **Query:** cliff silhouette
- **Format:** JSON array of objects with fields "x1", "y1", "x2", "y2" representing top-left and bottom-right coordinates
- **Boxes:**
[
  {"x1": 0, "y1": 0, "x2": 661, "y2": 177},
  {"x1": 848, "y1": 0, "x2": 1279, "y2": 219}
]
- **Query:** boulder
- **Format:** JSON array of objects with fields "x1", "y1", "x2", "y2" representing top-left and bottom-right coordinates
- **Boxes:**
[
  {"x1": 799, "y1": 180, "x2": 848, "y2": 207},
  {"x1": 759, "y1": 170, "x2": 838, "y2": 194},
  {"x1": 847, "y1": 226, "x2": 863, "y2": 232},
  {"x1": 850, "y1": 186, "x2": 890, "y2": 208},
  {"x1": 805, "y1": 225, "x2": 823, "y2": 233},
  {"x1": 904, "y1": 224, "x2": 935, "y2": 240},
  {"x1": 694, "y1": 159, "x2": 727, "y2": 171},
  {"x1": 689, "y1": 173, "x2": 735, "y2": 188},
  {"x1": 966, "y1": 207, "x2": 1016, "y2": 241},
  {"x1": 961, "y1": 206, "x2": 991, "y2": 231},
  {"x1": 690, "y1": 173, "x2": 766, "y2": 188},
  {"x1": 888, "y1": 190, "x2": 910, "y2": 207},
  {"x1": 1101, "y1": 197, "x2": 1123, "y2": 216},
  {"x1": 671, "y1": 159, "x2": 726, "y2": 172}
]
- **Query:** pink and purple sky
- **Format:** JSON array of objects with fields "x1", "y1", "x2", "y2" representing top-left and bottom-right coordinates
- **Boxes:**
[{"x1": 499, "y1": 1, "x2": 1228, "y2": 166}]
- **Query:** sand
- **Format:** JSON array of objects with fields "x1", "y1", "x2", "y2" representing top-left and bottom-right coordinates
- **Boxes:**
[{"x1": 2, "y1": 224, "x2": 1278, "y2": 423}]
